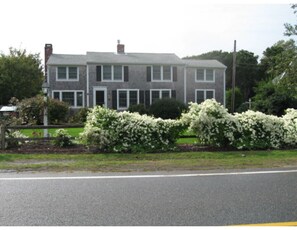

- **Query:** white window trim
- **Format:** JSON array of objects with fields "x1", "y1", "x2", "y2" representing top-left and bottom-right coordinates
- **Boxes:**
[
  {"x1": 56, "y1": 66, "x2": 79, "y2": 81},
  {"x1": 93, "y1": 86, "x2": 107, "y2": 108},
  {"x1": 195, "y1": 69, "x2": 215, "y2": 83},
  {"x1": 117, "y1": 89, "x2": 139, "y2": 110},
  {"x1": 102, "y1": 65, "x2": 124, "y2": 82},
  {"x1": 150, "y1": 89, "x2": 172, "y2": 105},
  {"x1": 151, "y1": 65, "x2": 173, "y2": 82},
  {"x1": 195, "y1": 89, "x2": 215, "y2": 103},
  {"x1": 52, "y1": 90, "x2": 84, "y2": 108}
]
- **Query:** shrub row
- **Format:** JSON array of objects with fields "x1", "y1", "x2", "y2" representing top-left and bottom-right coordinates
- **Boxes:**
[
  {"x1": 182, "y1": 99, "x2": 297, "y2": 150},
  {"x1": 79, "y1": 106, "x2": 186, "y2": 152}
]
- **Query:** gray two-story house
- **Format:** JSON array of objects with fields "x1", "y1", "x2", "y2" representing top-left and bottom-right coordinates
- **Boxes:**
[{"x1": 45, "y1": 43, "x2": 226, "y2": 110}]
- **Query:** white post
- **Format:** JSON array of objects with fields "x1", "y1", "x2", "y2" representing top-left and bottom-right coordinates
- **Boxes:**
[
  {"x1": 43, "y1": 94, "x2": 48, "y2": 138},
  {"x1": 42, "y1": 82, "x2": 49, "y2": 138}
]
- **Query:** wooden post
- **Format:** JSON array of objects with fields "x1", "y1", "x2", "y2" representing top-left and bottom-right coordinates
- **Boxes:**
[{"x1": 0, "y1": 125, "x2": 6, "y2": 150}]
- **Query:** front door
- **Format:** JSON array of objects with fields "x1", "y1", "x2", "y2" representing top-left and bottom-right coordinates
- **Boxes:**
[{"x1": 93, "y1": 88, "x2": 107, "y2": 107}]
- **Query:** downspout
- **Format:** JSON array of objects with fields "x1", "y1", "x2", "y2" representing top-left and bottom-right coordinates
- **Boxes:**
[
  {"x1": 86, "y1": 65, "x2": 90, "y2": 107},
  {"x1": 184, "y1": 65, "x2": 187, "y2": 104}
]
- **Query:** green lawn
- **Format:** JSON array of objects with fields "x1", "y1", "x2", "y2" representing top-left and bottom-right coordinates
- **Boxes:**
[
  {"x1": 21, "y1": 128, "x2": 84, "y2": 138},
  {"x1": 0, "y1": 150, "x2": 296, "y2": 172},
  {"x1": 20, "y1": 127, "x2": 197, "y2": 144}
]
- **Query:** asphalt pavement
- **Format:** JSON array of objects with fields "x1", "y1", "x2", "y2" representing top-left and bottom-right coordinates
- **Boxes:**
[{"x1": 0, "y1": 168, "x2": 297, "y2": 226}]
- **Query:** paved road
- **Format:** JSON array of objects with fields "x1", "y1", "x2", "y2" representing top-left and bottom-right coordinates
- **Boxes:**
[{"x1": 0, "y1": 169, "x2": 297, "y2": 226}]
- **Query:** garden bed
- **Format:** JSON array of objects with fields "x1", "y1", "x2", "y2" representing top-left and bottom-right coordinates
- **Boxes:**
[{"x1": 0, "y1": 141, "x2": 242, "y2": 154}]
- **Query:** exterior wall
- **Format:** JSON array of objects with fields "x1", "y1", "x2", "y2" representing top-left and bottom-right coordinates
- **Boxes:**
[
  {"x1": 88, "y1": 64, "x2": 185, "y2": 109},
  {"x1": 185, "y1": 67, "x2": 225, "y2": 106},
  {"x1": 47, "y1": 65, "x2": 87, "y2": 107},
  {"x1": 47, "y1": 61, "x2": 226, "y2": 110}
]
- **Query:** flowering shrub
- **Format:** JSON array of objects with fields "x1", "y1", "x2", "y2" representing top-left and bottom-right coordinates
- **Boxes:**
[
  {"x1": 53, "y1": 129, "x2": 73, "y2": 147},
  {"x1": 5, "y1": 130, "x2": 28, "y2": 149},
  {"x1": 182, "y1": 99, "x2": 296, "y2": 150},
  {"x1": 283, "y1": 108, "x2": 297, "y2": 146},
  {"x1": 181, "y1": 99, "x2": 240, "y2": 147},
  {"x1": 79, "y1": 106, "x2": 186, "y2": 152},
  {"x1": 234, "y1": 111, "x2": 285, "y2": 149}
]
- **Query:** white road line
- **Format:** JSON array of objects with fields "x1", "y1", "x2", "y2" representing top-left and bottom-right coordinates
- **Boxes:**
[{"x1": 0, "y1": 169, "x2": 297, "y2": 181}]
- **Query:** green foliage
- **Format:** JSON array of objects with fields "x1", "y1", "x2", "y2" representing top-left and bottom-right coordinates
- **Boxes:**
[
  {"x1": 284, "y1": 4, "x2": 297, "y2": 36},
  {"x1": 17, "y1": 95, "x2": 69, "y2": 125},
  {"x1": 69, "y1": 108, "x2": 90, "y2": 124},
  {"x1": 52, "y1": 129, "x2": 73, "y2": 147},
  {"x1": 252, "y1": 80, "x2": 297, "y2": 116},
  {"x1": 225, "y1": 87, "x2": 244, "y2": 113},
  {"x1": 149, "y1": 98, "x2": 187, "y2": 119},
  {"x1": 127, "y1": 104, "x2": 148, "y2": 115},
  {"x1": 0, "y1": 48, "x2": 44, "y2": 105}
]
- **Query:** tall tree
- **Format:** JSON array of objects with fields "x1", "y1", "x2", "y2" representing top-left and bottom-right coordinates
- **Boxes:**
[
  {"x1": 0, "y1": 48, "x2": 44, "y2": 105},
  {"x1": 284, "y1": 4, "x2": 297, "y2": 36}
]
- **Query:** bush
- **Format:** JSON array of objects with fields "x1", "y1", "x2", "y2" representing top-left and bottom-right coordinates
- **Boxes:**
[
  {"x1": 79, "y1": 106, "x2": 186, "y2": 152},
  {"x1": 149, "y1": 98, "x2": 187, "y2": 119},
  {"x1": 52, "y1": 129, "x2": 73, "y2": 147},
  {"x1": 5, "y1": 130, "x2": 28, "y2": 149},
  {"x1": 181, "y1": 99, "x2": 240, "y2": 147},
  {"x1": 234, "y1": 111, "x2": 285, "y2": 149},
  {"x1": 283, "y1": 108, "x2": 297, "y2": 146},
  {"x1": 128, "y1": 104, "x2": 148, "y2": 115},
  {"x1": 17, "y1": 95, "x2": 69, "y2": 125},
  {"x1": 69, "y1": 108, "x2": 90, "y2": 124},
  {"x1": 182, "y1": 99, "x2": 296, "y2": 150}
]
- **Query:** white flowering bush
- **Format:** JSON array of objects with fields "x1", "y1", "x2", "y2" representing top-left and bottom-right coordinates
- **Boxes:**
[
  {"x1": 53, "y1": 129, "x2": 73, "y2": 147},
  {"x1": 181, "y1": 99, "x2": 241, "y2": 147},
  {"x1": 79, "y1": 106, "x2": 186, "y2": 152},
  {"x1": 181, "y1": 99, "x2": 296, "y2": 150},
  {"x1": 5, "y1": 130, "x2": 28, "y2": 149},
  {"x1": 234, "y1": 111, "x2": 285, "y2": 149},
  {"x1": 283, "y1": 108, "x2": 297, "y2": 146}
]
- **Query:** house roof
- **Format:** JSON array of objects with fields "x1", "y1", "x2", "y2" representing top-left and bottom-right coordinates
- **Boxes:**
[
  {"x1": 47, "y1": 54, "x2": 87, "y2": 65},
  {"x1": 47, "y1": 52, "x2": 226, "y2": 68},
  {"x1": 87, "y1": 52, "x2": 184, "y2": 65},
  {"x1": 183, "y1": 59, "x2": 227, "y2": 69}
]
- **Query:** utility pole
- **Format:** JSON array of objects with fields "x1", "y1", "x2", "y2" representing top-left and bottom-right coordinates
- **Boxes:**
[{"x1": 231, "y1": 40, "x2": 237, "y2": 113}]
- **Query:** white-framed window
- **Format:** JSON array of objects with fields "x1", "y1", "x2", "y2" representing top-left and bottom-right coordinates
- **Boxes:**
[
  {"x1": 195, "y1": 69, "x2": 215, "y2": 82},
  {"x1": 117, "y1": 89, "x2": 139, "y2": 110},
  {"x1": 151, "y1": 65, "x2": 173, "y2": 82},
  {"x1": 102, "y1": 65, "x2": 124, "y2": 82},
  {"x1": 195, "y1": 89, "x2": 215, "y2": 104},
  {"x1": 150, "y1": 89, "x2": 171, "y2": 104},
  {"x1": 52, "y1": 90, "x2": 84, "y2": 108},
  {"x1": 56, "y1": 66, "x2": 79, "y2": 81}
]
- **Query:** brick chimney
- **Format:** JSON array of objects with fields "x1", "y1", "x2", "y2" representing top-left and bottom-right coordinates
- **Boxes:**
[
  {"x1": 44, "y1": 44, "x2": 53, "y2": 79},
  {"x1": 117, "y1": 40, "x2": 125, "y2": 54}
]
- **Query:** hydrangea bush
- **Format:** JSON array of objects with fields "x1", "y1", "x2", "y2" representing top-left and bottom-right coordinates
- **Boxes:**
[
  {"x1": 79, "y1": 106, "x2": 186, "y2": 152},
  {"x1": 182, "y1": 99, "x2": 297, "y2": 150},
  {"x1": 234, "y1": 111, "x2": 285, "y2": 149},
  {"x1": 283, "y1": 108, "x2": 297, "y2": 146},
  {"x1": 181, "y1": 99, "x2": 240, "y2": 147}
]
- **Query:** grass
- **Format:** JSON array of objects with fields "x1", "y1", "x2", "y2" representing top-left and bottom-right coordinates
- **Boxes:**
[
  {"x1": 20, "y1": 127, "x2": 196, "y2": 144},
  {"x1": 0, "y1": 150, "x2": 296, "y2": 172},
  {"x1": 21, "y1": 128, "x2": 84, "y2": 138}
]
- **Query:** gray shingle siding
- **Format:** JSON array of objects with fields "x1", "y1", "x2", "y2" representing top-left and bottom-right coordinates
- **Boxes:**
[{"x1": 46, "y1": 51, "x2": 226, "y2": 110}]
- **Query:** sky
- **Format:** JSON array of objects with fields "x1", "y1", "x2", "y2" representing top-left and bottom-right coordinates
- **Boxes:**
[{"x1": 1, "y1": 0, "x2": 296, "y2": 67}]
